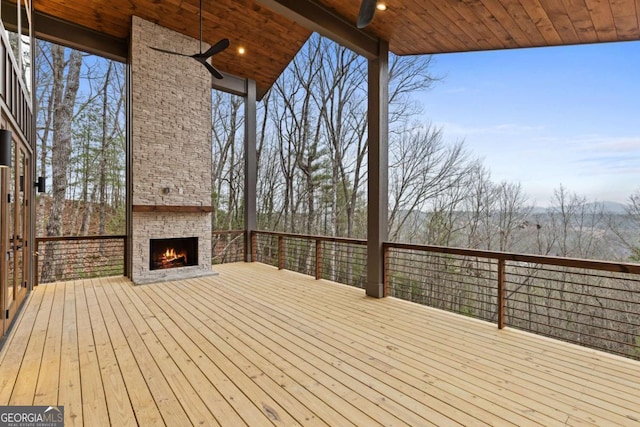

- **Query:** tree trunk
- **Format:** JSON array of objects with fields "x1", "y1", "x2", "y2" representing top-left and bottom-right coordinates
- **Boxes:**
[
  {"x1": 41, "y1": 47, "x2": 83, "y2": 282},
  {"x1": 78, "y1": 126, "x2": 92, "y2": 235},
  {"x1": 99, "y1": 62, "x2": 113, "y2": 238}
]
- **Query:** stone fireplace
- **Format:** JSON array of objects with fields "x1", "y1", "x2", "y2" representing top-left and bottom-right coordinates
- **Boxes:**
[{"x1": 129, "y1": 17, "x2": 214, "y2": 284}]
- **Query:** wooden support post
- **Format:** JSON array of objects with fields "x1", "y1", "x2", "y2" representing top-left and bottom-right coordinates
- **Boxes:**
[
  {"x1": 366, "y1": 39, "x2": 389, "y2": 298},
  {"x1": 125, "y1": 53, "x2": 133, "y2": 279},
  {"x1": 244, "y1": 80, "x2": 257, "y2": 262},
  {"x1": 278, "y1": 236, "x2": 285, "y2": 270},
  {"x1": 498, "y1": 258, "x2": 506, "y2": 329},
  {"x1": 315, "y1": 239, "x2": 322, "y2": 280}
]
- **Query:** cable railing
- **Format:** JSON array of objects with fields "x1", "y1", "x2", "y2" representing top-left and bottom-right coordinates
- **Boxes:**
[
  {"x1": 385, "y1": 242, "x2": 640, "y2": 360},
  {"x1": 251, "y1": 230, "x2": 368, "y2": 288},
  {"x1": 212, "y1": 230, "x2": 245, "y2": 264},
  {"x1": 38, "y1": 228, "x2": 628, "y2": 359},
  {"x1": 35, "y1": 235, "x2": 126, "y2": 285},
  {"x1": 225, "y1": 230, "x2": 640, "y2": 359}
]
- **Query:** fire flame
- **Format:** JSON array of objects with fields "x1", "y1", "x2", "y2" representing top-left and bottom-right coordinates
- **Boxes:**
[{"x1": 161, "y1": 247, "x2": 186, "y2": 264}]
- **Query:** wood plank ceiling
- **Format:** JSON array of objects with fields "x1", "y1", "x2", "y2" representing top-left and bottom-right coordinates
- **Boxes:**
[
  {"x1": 317, "y1": 0, "x2": 640, "y2": 55},
  {"x1": 31, "y1": 0, "x2": 640, "y2": 95}
]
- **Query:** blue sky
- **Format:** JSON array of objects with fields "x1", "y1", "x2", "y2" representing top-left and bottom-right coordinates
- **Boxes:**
[{"x1": 417, "y1": 41, "x2": 640, "y2": 207}]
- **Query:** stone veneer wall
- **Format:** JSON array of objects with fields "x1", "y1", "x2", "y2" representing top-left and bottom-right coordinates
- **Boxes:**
[{"x1": 130, "y1": 16, "x2": 213, "y2": 284}]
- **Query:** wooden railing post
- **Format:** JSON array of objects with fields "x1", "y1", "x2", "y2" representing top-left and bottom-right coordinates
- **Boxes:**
[
  {"x1": 383, "y1": 244, "x2": 389, "y2": 297},
  {"x1": 315, "y1": 239, "x2": 322, "y2": 280},
  {"x1": 278, "y1": 236, "x2": 285, "y2": 270},
  {"x1": 497, "y1": 258, "x2": 506, "y2": 329},
  {"x1": 250, "y1": 231, "x2": 257, "y2": 262},
  {"x1": 34, "y1": 239, "x2": 39, "y2": 287},
  {"x1": 123, "y1": 236, "x2": 129, "y2": 277}
]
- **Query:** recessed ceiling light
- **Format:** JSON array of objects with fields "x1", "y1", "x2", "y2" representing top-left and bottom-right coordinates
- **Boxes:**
[
  {"x1": 376, "y1": 3, "x2": 387, "y2": 11},
  {"x1": 238, "y1": 47, "x2": 246, "y2": 55}
]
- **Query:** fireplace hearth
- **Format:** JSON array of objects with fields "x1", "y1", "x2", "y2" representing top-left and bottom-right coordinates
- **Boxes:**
[{"x1": 150, "y1": 237, "x2": 198, "y2": 270}]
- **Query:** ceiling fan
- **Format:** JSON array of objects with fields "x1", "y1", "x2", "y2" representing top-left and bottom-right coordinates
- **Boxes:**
[
  {"x1": 150, "y1": 0, "x2": 229, "y2": 79},
  {"x1": 357, "y1": 0, "x2": 377, "y2": 29}
]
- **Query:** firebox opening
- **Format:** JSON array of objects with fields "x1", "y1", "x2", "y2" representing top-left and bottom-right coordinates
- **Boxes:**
[{"x1": 150, "y1": 237, "x2": 198, "y2": 270}]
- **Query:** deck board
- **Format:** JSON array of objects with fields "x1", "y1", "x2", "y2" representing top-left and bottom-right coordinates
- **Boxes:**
[
  {"x1": 0, "y1": 262, "x2": 639, "y2": 426},
  {"x1": 0, "y1": 281, "x2": 46, "y2": 404},
  {"x1": 55, "y1": 281, "x2": 82, "y2": 426},
  {"x1": 33, "y1": 282, "x2": 64, "y2": 406},
  {"x1": 75, "y1": 279, "x2": 109, "y2": 426},
  {"x1": 85, "y1": 278, "x2": 138, "y2": 425},
  {"x1": 9, "y1": 283, "x2": 56, "y2": 405},
  {"x1": 93, "y1": 278, "x2": 165, "y2": 425},
  {"x1": 218, "y1": 268, "x2": 636, "y2": 425}
]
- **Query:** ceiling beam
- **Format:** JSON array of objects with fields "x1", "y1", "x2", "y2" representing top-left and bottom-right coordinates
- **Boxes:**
[
  {"x1": 212, "y1": 72, "x2": 254, "y2": 97},
  {"x1": 255, "y1": 0, "x2": 379, "y2": 59},
  {"x1": 212, "y1": 72, "x2": 272, "y2": 101},
  {"x1": 33, "y1": 10, "x2": 128, "y2": 62}
]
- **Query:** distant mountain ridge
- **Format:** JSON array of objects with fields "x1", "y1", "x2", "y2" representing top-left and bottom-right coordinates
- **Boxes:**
[{"x1": 529, "y1": 201, "x2": 628, "y2": 215}]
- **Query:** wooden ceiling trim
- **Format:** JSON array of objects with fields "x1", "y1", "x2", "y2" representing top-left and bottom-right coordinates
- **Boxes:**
[
  {"x1": 393, "y1": 9, "x2": 458, "y2": 54},
  {"x1": 35, "y1": 3, "x2": 130, "y2": 38},
  {"x1": 422, "y1": 1, "x2": 488, "y2": 52},
  {"x1": 185, "y1": 0, "x2": 303, "y2": 43},
  {"x1": 584, "y1": 0, "x2": 618, "y2": 42},
  {"x1": 561, "y1": 0, "x2": 599, "y2": 44},
  {"x1": 610, "y1": 0, "x2": 640, "y2": 40},
  {"x1": 537, "y1": 0, "x2": 582, "y2": 44},
  {"x1": 443, "y1": 1, "x2": 507, "y2": 49},
  {"x1": 499, "y1": 0, "x2": 548, "y2": 46},
  {"x1": 401, "y1": 4, "x2": 475, "y2": 53},
  {"x1": 519, "y1": 0, "x2": 566, "y2": 45},
  {"x1": 481, "y1": 0, "x2": 537, "y2": 46},
  {"x1": 459, "y1": 1, "x2": 520, "y2": 49}
]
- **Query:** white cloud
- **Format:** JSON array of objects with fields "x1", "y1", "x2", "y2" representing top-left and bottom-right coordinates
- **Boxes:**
[{"x1": 433, "y1": 123, "x2": 640, "y2": 205}]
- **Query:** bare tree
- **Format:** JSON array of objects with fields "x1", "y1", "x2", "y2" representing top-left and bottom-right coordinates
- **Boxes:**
[
  {"x1": 388, "y1": 125, "x2": 471, "y2": 242},
  {"x1": 212, "y1": 91, "x2": 244, "y2": 230},
  {"x1": 40, "y1": 46, "x2": 83, "y2": 281},
  {"x1": 609, "y1": 189, "x2": 640, "y2": 262},
  {"x1": 37, "y1": 42, "x2": 126, "y2": 281},
  {"x1": 544, "y1": 185, "x2": 611, "y2": 259}
]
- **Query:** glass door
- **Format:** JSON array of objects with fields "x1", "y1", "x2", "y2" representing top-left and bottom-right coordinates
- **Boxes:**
[
  {"x1": 0, "y1": 151, "x2": 7, "y2": 334},
  {"x1": 1, "y1": 134, "x2": 29, "y2": 334}
]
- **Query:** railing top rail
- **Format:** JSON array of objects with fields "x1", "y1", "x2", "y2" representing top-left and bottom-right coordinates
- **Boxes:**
[
  {"x1": 252, "y1": 230, "x2": 367, "y2": 246},
  {"x1": 36, "y1": 235, "x2": 127, "y2": 243},
  {"x1": 384, "y1": 241, "x2": 640, "y2": 275}
]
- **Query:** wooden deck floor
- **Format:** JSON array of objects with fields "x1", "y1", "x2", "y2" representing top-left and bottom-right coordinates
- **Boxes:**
[{"x1": 0, "y1": 262, "x2": 639, "y2": 426}]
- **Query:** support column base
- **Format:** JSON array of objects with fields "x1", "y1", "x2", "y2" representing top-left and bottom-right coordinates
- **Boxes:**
[{"x1": 366, "y1": 282, "x2": 384, "y2": 298}]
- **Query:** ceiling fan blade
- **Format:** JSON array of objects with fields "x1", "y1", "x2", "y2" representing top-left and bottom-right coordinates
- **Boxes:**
[
  {"x1": 150, "y1": 0, "x2": 227, "y2": 82},
  {"x1": 149, "y1": 46, "x2": 192, "y2": 57},
  {"x1": 198, "y1": 58, "x2": 224, "y2": 79},
  {"x1": 197, "y1": 38, "x2": 230, "y2": 59},
  {"x1": 357, "y1": 0, "x2": 377, "y2": 28}
]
